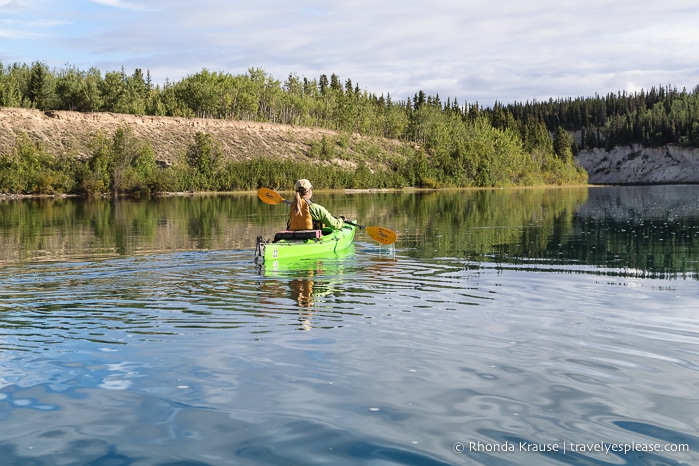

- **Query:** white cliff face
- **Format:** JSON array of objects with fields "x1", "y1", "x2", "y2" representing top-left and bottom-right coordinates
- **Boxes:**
[{"x1": 576, "y1": 145, "x2": 699, "y2": 184}]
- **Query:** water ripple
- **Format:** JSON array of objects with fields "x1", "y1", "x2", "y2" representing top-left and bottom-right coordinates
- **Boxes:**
[{"x1": 2, "y1": 249, "x2": 698, "y2": 465}]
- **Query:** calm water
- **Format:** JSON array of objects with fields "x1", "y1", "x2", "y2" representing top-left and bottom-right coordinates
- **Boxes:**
[{"x1": 1, "y1": 186, "x2": 698, "y2": 465}]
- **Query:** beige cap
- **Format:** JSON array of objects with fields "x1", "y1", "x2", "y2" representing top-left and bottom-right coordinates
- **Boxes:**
[{"x1": 295, "y1": 179, "x2": 312, "y2": 192}]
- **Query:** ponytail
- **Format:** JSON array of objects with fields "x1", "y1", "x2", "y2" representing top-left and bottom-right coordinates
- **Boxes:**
[{"x1": 292, "y1": 190, "x2": 306, "y2": 215}]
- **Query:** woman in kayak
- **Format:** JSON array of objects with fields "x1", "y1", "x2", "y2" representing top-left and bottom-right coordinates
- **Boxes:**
[{"x1": 289, "y1": 179, "x2": 345, "y2": 231}]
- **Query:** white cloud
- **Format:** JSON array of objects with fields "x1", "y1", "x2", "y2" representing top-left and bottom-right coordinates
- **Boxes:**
[
  {"x1": 1, "y1": 0, "x2": 698, "y2": 106},
  {"x1": 87, "y1": 0, "x2": 148, "y2": 10},
  {"x1": 0, "y1": 0, "x2": 23, "y2": 9},
  {"x1": 0, "y1": 29, "x2": 34, "y2": 39}
]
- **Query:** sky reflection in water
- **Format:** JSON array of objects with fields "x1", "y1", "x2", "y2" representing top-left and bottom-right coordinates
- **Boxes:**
[{"x1": 1, "y1": 186, "x2": 698, "y2": 465}]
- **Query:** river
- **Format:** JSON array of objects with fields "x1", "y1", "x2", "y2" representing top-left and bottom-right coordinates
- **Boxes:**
[{"x1": 1, "y1": 186, "x2": 697, "y2": 465}]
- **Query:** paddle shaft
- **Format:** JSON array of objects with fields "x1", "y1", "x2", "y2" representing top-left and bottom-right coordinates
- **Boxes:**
[{"x1": 343, "y1": 220, "x2": 366, "y2": 230}]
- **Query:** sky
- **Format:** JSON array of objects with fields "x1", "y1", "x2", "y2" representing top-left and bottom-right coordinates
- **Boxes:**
[{"x1": 1, "y1": 0, "x2": 699, "y2": 108}]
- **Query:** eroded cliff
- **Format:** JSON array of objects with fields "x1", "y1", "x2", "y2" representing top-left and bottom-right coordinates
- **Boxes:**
[{"x1": 577, "y1": 144, "x2": 699, "y2": 184}]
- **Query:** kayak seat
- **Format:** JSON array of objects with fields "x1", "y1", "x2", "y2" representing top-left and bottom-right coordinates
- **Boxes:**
[{"x1": 273, "y1": 230, "x2": 322, "y2": 242}]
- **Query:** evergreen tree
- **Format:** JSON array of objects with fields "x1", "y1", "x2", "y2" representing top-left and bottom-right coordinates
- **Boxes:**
[
  {"x1": 553, "y1": 126, "x2": 573, "y2": 162},
  {"x1": 27, "y1": 62, "x2": 54, "y2": 109},
  {"x1": 318, "y1": 74, "x2": 328, "y2": 95}
]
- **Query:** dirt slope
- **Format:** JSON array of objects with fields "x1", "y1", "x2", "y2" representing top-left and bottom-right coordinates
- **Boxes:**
[{"x1": 0, "y1": 107, "x2": 347, "y2": 164}]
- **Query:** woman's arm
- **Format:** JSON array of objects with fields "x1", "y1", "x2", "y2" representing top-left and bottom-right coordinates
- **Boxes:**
[{"x1": 309, "y1": 203, "x2": 344, "y2": 229}]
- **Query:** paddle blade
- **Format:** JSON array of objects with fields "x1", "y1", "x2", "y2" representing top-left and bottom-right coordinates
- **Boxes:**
[
  {"x1": 258, "y1": 188, "x2": 287, "y2": 205},
  {"x1": 366, "y1": 226, "x2": 397, "y2": 245}
]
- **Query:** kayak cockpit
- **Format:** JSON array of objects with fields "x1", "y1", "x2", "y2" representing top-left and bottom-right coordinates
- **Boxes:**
[{"x1": 272, "y1": 229, "x2": 322, "y2": 242}]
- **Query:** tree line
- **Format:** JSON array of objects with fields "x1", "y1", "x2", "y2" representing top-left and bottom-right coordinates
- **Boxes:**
[
  {"x1": 12, "y1": 60, "x2": 676, "y2": 195},
  {"x1": 5, "y1": 61, "x2": 696, "y2": 148},
  {"x1": 502, "y1": 84, "x2": 699, "y2": 149}
]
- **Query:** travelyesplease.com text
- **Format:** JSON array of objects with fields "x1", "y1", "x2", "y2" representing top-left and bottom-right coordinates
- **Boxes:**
[{"x1": 453, "y1": 440, "x2": 689, "y2": 455}]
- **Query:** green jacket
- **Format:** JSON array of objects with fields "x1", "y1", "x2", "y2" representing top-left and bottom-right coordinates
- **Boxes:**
[{"x1": 309, "y1": 202, "x2": 344, "y2": 229}]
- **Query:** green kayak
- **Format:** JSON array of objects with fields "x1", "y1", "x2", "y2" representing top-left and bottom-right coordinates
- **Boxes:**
[{"x1": 255, "y1": 223, "x2": 357, "y2": 263}]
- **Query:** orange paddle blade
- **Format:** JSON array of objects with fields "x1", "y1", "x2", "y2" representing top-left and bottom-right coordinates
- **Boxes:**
[
  {"x1": 257, "y1": 188, "x2": 288, "y2": 205},
  {"x1": 366, "y1": 226, "x2": 397, "y2": 245}
]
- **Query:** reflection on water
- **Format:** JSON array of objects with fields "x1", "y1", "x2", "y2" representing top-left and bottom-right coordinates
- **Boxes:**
[
  {"x1": 390, "y1": 185, "x2": 699, "y2": 279},
  {"x1": 256, "y1": 245, "x2": 408, "y2": 331},
  {"x1": 0, "y1": 194, "x2": 266, "y2": 263},
  {"x1": 3, "y1": 186, "x2": 697, "y2": 278},
  {"x1": 1, "y1": 186, "x2": 698, "y2": 465}
]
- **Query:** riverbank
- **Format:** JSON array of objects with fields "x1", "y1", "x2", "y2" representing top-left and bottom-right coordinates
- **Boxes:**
[{"x1": 6, "y1": 107, "x2": 696, "y2": 187}]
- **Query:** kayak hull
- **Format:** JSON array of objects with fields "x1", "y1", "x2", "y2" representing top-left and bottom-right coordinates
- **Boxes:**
[{"x1": 255, "y1": 223, "x2": 357, "y2": 263}]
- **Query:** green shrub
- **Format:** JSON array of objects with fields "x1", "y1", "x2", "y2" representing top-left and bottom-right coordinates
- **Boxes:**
[
  {"x1": 0, "y1": 133, "x2": 83, "y2": 194},
  {"x1": 83, "y1": 127, "x2": 160, "y2": 196}
]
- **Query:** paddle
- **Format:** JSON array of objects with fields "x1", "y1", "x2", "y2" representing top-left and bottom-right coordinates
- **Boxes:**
[{"x1": 257, "y1": 187, "x2": 398, "y2": 245}]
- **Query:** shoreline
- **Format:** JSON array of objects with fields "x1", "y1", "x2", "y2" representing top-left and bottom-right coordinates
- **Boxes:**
[{"x1": 0, "y1": 184, "x2": 610, "y2": 202}]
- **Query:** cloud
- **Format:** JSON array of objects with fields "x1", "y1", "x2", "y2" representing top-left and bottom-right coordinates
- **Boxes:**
[
  {"x1": 0, "y1": 0, "x2": 23, "y2": 9},
  {"x1": 0, "y1": 27, "x2": 42, "y2": 39},
  {"x1": 87, "y1": 0, "x2": 149, "y2": 10},
  {"x1": 1, "y1": 0, "x2": 698, "y2": 107}
]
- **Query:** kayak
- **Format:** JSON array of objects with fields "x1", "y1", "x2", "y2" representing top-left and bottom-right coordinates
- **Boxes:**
[{"x1": 255, "y1": 223, "x2": 357, "y2": 263}]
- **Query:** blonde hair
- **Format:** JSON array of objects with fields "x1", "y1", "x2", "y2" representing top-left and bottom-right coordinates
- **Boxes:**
[
  {"x1": 292, "y1": 189, "x2": 307, "y2": 216},
  {"x1": 292, "y1": 179, "x2": 312, "y2": 216}
]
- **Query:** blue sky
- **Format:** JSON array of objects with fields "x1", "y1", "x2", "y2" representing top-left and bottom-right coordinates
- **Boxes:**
[{"x1": 2, "y1": 0, "x2": 698, "y2": 107}]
